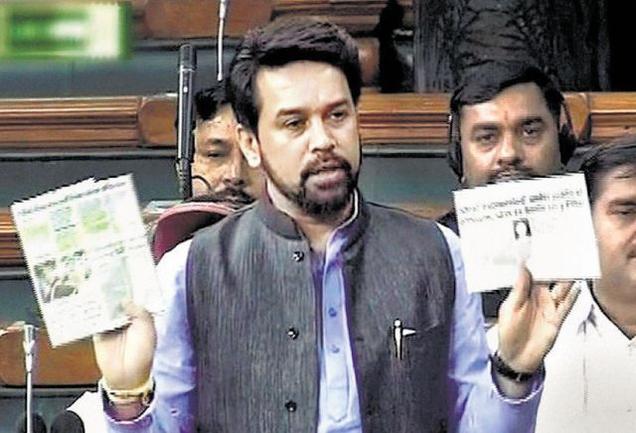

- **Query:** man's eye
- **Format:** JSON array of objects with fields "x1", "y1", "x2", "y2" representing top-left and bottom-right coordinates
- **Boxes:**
[
  {"x1": 614, "y1": 206, "x2": 636, "y2": 216},
  {"x1": 475, "y1": 132, "x2": 497, "y2": 145},
  {"x1": 330, "y1": 110, "x2": 347, "y2": 121},
  {"x1": 204, "y1": 148, "x2": 227, "y2": 158},
  {"x1": 522, "y1": 124, "x2": 541, "y2": 138},
  {"x1": 284, "y1": 118, "x2": 305, "y2": 130}
]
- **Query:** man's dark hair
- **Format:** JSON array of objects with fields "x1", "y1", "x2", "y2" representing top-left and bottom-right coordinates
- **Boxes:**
[
  {"x1": 195, "y1": 82, "x2": 230, "y2": 122},
  {"x1": 228, "y1": 16, "x2": 362, "y2": 134},
  {"x1": 579, "y1": 135, "x2": 636, "y2": 204},
  {"x1": 448, "y1": 62, "x2": 576, "y2": 177},
  {"x1": 451, "y1": 63, "x2": 563, "y2": 122}
]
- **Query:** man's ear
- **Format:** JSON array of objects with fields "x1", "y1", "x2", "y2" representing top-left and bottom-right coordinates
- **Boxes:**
[{"x1": 237, "y1": 124, "x2": 261, "y2": 168}]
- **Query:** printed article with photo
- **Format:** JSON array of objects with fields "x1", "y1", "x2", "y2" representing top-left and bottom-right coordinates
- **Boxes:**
[
  {"x1": 11, "y1": 175, "x2": 163, "y2": 346},
  {"x1": 454, "y1": 173, "x2": 600, "y2": 292}
]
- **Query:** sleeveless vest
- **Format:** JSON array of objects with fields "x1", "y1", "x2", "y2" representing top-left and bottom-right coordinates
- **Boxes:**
[{"x1": 186, "y1": 197, "x2": 456, "y2": 433}]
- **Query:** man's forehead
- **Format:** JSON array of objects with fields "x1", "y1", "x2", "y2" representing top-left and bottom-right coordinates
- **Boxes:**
[
  {"x1": 197, "y1": 106, "x2": 237, "y2": 131},
  {"x1": 255, "y1": 61, "x2": 352, "y2": 113},
  {"x1": 205, "y1": 104, "x2": 236, "y2": 124},
  {"x1": 460, "y1": 82, "x2": 551, "y2": 125},
  {"x1": 597, "y1": 165, "x2": 636, "y2": 197}
]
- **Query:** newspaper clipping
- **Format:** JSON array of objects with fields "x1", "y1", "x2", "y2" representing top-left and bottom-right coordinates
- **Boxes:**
[
  {"x1": 454, "y1": 173, "x2": 600, "y2": 293},
  {"x1": 11, "y1": 175, "x2": 162, "y2": 346}
]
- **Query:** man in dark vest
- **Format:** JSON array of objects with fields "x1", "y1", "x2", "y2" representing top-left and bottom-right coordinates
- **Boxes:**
[
  {"x1": 438, "y1": 62, "x2": 578, "y2": 318},
  {"x1": 93, "y1": 17, "x2": 578, "y2": 433}
]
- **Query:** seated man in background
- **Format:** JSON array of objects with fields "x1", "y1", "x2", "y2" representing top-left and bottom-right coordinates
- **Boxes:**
[
  {"x1": 531, "y1": 137, "x2": 636, "y2": 433},
  {"x1": 147, "y1": 82, "x2": 265, "y2": 257},
  {"x1": 190, "y1": 82, "x2": 264, "y2": 202},
  {"x1": 438, "y1": 62, "x2": 578, "y2": 318}
]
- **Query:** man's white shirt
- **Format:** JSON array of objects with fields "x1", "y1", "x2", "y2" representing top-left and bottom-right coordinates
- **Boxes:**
[{"x1": 488, "y1": 281, "x2": 636, "y2": 433}]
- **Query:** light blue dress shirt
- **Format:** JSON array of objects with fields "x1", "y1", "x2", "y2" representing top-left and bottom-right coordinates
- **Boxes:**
[
  {"x1": 105, "y1": 204, "x2": 542, "y2": 433},
  {"x1": 311, "y1": 197, "x2": 361, "y2": 433}
]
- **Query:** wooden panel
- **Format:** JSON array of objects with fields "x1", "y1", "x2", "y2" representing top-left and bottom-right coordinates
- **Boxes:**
[
  {"x1": 358, "y1": 93, "x2": 450, "y2": 145},
  {"x1": 358, "y1": 37, "x2": 380, "y2": 87},
  {"x1": 138, "y1": 92, "x2": 594, "y2": 147},
  {"x1": 4, "y1": 92, "x2": 636, "y2": 152},
  {"x1": 138, "y1": 94, "x2": 176, "y2": 148},
  {"x1": 0, "y1": 209, "x2": 22, "y2": 266},
  {"x1": 140, "y1": 0, "x2": 273, "y2": 39},
  {"x1": 139, "y1": 93, "x2": 453, "y2": 146},
  {"x1": 273, "y1": 0, "x2": 413, "y2": 33},
  {"x1": 0, "y1": 97, "x2": 141, "y2": 149},
  {"x1": 134, "y1": 0, "x2": 411, "y2": 39},
  {"x1": 0, "y1": 327, "x2": 99, "y2": 387},
  {"x1": 587, "y1": 92, "x2": 636, "y2": 143},
  {"x1": 564, "y1": 93, "x2": 591, "y2": 142}
]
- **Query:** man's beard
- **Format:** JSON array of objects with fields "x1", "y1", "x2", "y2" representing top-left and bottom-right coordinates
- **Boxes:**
[{"x1": 261, "y1": 153, "x2": 358, "y2": 218}]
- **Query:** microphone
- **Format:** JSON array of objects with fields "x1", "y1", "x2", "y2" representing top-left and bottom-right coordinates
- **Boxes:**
[
  {"x1": 217, "y1": 0, "x2": 229, "y2": 81},
  {"x1": 51, "y1": 411, "x2": 85, "y2": 433},
  {"x1": 15, "y1": 413, "x2": 47, "y2": 433},
  {"x1": 219, "y1": 0, "x2": 229, "y2": 21},
  {"x1": 176, "y1": 44, "x2": 197, "y2": 200},
  {"x1": 23, "y1": 324, "x2": 36, "y2": 433},
  {"x1": 23, "y1": 324, "x2": 35, "y2": 375}
]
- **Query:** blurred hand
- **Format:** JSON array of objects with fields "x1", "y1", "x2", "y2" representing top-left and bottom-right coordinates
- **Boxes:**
[
  {"x1": 92, "y1": 301, "x2": 156, "y2": 390},
  {"x1": 497, "y1": 266, "x2": 579, "y2": 372}
]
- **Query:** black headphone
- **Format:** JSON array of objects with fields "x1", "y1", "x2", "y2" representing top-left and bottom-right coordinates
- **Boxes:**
[{"x1": 447, "y1": 99, "x2": 578, "y2": 179}]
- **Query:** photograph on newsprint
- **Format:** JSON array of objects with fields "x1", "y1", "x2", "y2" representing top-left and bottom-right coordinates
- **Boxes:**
[
  {"x1": 11, "y1": 175, "x2": 163, "y2": 347},
  {"x1": 453, "y1": 173, "x2": 600, "y2": 293}
]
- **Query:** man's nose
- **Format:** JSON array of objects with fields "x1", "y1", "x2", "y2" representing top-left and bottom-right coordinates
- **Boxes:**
[
  {"x1": 308, "y1": 119, "x2": 335, "y2": 152},
  {"x1": 497, "y1": 132, "x2": 523, "y2": 165},
  {"x1": 222, "y1": 153, "x2": 247, "y2": 187}
]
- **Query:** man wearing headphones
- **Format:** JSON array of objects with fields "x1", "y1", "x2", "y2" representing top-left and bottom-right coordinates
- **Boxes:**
[{"x1": 438, "y1": 62, "x2": 578, "y2": 317}]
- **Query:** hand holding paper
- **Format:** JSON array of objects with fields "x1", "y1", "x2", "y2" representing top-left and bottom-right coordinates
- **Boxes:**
[
  {"x1": 496, "y1": 267, "x2": 579, "y2": 373},
  {"x1": 11, "y1": 175, "x2": 163, "y2": 347},
  {"x1": 453, "y1": 174, "x2": 594, "y2": 377},
  {"x1": 93, "y1": 301, "x2": 156, "y2": 391},
  {"x1": 454, "y1": 174, "x2": 600, "y2": 292}
]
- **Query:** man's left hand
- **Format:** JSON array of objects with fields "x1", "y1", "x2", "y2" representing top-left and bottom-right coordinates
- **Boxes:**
[{"x1": 497, "y1": 266, "x2": 580, "y2": 373}]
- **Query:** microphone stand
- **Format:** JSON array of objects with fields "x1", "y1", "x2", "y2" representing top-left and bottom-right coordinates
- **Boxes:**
[
  {"x1": 175, "y1": 0, "x2": 227, "y2": 198},
  {"x1": 23, "y1": 324, "x2": 36, "y2": 433},
  {"x1": 175, "y1": 44, "x2": 197, "y2": 200}
]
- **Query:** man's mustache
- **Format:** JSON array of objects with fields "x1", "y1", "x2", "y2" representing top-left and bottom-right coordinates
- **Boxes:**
[
  {"x1": 216, "y1": 187, "x2": 255, "y2": 207},
  {"x1": 488, "y1": 166, "x2": 538, "y2": 184},
  {"x1": 191, "y1": 187, "x2": 255, "y2": 210},
  {"x1": 300, "y1": 155, "x2": 352, "y2": 183}
]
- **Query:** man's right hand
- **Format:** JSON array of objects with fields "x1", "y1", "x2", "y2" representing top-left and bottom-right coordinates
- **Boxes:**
[{"x1": 93, "y1": 301, "x2": 157, "y2": 390}]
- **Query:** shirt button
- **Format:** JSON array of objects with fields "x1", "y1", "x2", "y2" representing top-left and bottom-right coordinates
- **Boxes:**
[
  {"x1": 328, "y1": 307, "x2": 337, "y2": 317},
  {"x1": 330, "y1": 344, "x2": 340, "y2": 354},
  {"x1": 292, "y1": 251, "x2": 304, "y2": 262},
  {"x1": 287, "y1": 327, "x2": 299, "y2": 339},
  {"x1": 285, "y1": 400, "x2": 297, "y2": 412}
]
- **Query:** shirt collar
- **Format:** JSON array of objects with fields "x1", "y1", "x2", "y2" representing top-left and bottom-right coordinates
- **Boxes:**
[
  {"x1": 256, "y1": 188, "x2": 367, "y2": 246},
  {"x1": 567, "y1": 281, "x2": 636, "y2": 346},
  {"x1": 563, "y1": 280, "x2": 596, "y2": 333}
]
